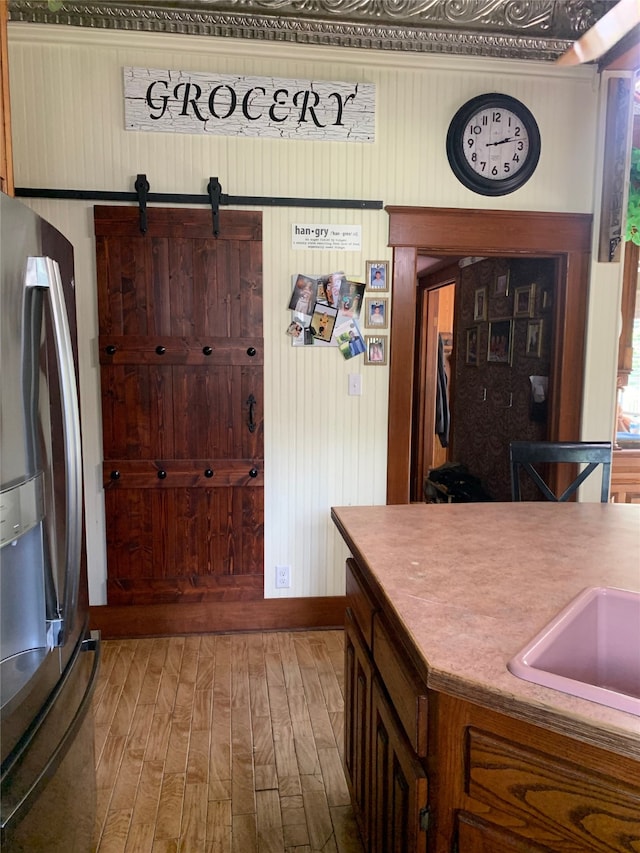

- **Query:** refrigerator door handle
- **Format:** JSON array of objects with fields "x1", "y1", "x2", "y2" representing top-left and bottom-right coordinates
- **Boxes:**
[{"x1": 25, "y1": 257, "x2": 82, "y2": 648}]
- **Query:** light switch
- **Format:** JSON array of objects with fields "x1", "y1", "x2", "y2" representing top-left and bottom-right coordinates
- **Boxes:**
[{"x1": 348, "y1": 373, "x2": 362, "y2": 396}]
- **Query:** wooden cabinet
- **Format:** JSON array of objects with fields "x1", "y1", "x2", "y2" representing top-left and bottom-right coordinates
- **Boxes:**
[
  {"x1": 431, "y1": 692, "x2": 640, "y2": 852},
  {"x1": 344, "y1": 608, "x2": 373, "y2": 847},
  {"x1": 456, "y1": 812, "x2": 557, "y2": 853},
  {"x1": 370, "y1": 677, "x2": 428, "y2": 853},
  {"x1": 0, "y1": 1, "x2": 13, "y2": 196},
  {"x1": 344, "y1": 559, "x2": 429, "y2": 853},
  {"x1": 343, "y1": 556, "x2": 640, "y2": 853}
]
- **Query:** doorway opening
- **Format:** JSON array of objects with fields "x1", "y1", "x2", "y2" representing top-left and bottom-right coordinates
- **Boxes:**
[
  {"x1": 412, "y1": 254, "x2": 559, "y2": 503},
  {"x1": 386, "y1": 206, "x2": 592, "y2": 505},
  {"x1": 411, "y1": 259, "x2": 457, "y2": 502}
]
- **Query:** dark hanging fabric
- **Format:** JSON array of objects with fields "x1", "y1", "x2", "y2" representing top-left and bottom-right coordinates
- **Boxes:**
[{"x1": 435, "y1": 333, "x2": 450, "y2": 448}]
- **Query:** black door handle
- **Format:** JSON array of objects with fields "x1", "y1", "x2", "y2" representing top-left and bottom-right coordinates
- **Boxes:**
[{"x1": 247, "y1": 394, "x2": 257, "y2": 433}]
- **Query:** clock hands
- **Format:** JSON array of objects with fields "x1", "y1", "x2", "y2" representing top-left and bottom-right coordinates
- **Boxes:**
[{"x1": 485, "y1": 137, "x2": 517, "y2": 146}]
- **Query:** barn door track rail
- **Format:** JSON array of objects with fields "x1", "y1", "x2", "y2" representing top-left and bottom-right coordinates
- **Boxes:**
[{"x1": 15, "y1": 175, "x2": 384, "y2": 237}]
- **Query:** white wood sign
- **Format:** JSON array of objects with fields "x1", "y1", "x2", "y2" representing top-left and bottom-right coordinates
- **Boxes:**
[{"x1": 124, "y1": 67, "x2": 375, "y2": 142}]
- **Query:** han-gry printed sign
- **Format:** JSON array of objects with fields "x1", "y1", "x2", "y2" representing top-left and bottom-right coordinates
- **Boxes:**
[
  {"x1": 124, "y1": 67, "x2": 375, "y2": 142},
  {"x1": 292, "y1": 225, "x2": 362, "y2": 251}
]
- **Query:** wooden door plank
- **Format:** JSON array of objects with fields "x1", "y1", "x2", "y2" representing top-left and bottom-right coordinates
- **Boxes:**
[
  {"x1": 168, "y1": 238, "x2": 195, "y2": 337},
  {"x1": 103, "y1": 462, "x2": 264, "y2": 488},
  {"x1": 150, "y1": 237, "x2": 171, "y2": 335},
  {"x1": 98, "y1": 337, "x2": 264, "y2": 364},
  {"x1": 94, "y1": 206, "x2": 262, "y2": 242},
  {"x1": 193, "y1": 238, "x2": 219, "y2": 337}
]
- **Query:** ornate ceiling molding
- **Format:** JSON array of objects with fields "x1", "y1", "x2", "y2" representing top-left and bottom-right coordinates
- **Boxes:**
[{"x1": 7, "y1": 1, "x2": 614, "y2": 62}]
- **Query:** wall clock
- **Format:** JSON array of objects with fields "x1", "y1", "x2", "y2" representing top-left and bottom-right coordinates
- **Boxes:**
[{"x1": 446, "y1": 93, "x2": 541, "y2": 196}]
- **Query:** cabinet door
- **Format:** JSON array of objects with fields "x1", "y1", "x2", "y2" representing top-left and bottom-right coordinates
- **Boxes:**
[
  {"x1": 344, "y1": 608, "x2": 373, "y2": 848},
  {"x1": 457, "y1": 812, "x2": 556, "y2": 852},
  {"x1": 371, "y1": 677, "x2": 428, "y2": 853}
]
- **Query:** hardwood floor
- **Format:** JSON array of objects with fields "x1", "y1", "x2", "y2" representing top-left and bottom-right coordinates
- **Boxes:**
[{"x1": 93, "y1": 629, "x2": 364, "y2": 853}]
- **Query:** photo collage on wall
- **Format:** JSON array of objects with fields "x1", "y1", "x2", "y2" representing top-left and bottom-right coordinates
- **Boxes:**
[
  {"x1": 286, "y1": 261, "x2": 390, "y2": 364},
  {"x1": 465, "y1": 269, "x2": 552, "y2": 368}
]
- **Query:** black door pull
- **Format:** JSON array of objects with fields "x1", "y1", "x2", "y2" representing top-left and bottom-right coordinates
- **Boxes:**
[{"x1": 247, "y1": 394, "x2": 257, "y2": 433}]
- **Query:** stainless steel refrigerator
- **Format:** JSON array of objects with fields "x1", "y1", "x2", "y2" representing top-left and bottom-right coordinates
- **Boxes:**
[{"x1": 1, "y1": 192, "x2": 100, "y2": 852}]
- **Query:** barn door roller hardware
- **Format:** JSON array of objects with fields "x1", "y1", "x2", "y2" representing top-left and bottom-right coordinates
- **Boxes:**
[
  {"x1": 135, "y1": 173, "x2": 150, "y2": 234},
  {"x1": 16, "y1": 176, "x2": 384, "y2": 237}
]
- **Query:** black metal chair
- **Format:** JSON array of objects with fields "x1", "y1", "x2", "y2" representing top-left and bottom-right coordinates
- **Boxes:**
[{"x1": 509, "y1": 441, "x2": 612, "y2": 502}]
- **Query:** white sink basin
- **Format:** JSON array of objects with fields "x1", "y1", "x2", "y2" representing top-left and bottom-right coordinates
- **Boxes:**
[{"x1": 508, "y1": 587, "x2": 640, "y2": 716}]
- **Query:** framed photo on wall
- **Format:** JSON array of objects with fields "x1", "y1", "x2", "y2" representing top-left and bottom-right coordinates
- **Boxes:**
[
  {"x1": 525, "y1": 319, "x2": 543, "y2": 357},
  {"x1": 494, "y1": 271, "x2": 510, "y2": 297},
  {"x1": 465, "y1": 326, "x2": 479, "y2": 366},
  {"x1": 473, "y1": 287, "x2": 487, "y2": 321},
  {"x1": 366, "y1": 261, "x2": 389, "y2": 292},
  {"x1": 487, "y1": 319, "x2": 513, "y2": 365},
  {"x1": 364, "y1": 297, "x2": 388, "y2": 329},
  {"x1": 365, "y1": 335, "x2": 387, "y2": 365},
  {"x1": 514, "y1": 284, "x2": 535, "y2": 318}
]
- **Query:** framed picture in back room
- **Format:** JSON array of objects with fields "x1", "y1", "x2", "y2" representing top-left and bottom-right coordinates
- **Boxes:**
[{"x1": 487, "y1": 319, "x2": 513, "y2": 365}]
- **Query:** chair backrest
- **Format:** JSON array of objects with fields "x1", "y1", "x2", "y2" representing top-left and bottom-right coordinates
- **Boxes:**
[{"x1": 509, "y1": 441, "x2": 612, "y2": 502}]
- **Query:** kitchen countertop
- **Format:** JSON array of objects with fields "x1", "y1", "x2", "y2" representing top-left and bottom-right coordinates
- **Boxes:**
[{"x1": 331, "y1": 502, "x2": 640, "y2": 759}]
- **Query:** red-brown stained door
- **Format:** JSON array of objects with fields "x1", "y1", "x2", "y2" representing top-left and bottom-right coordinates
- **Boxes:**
[{"x1": 95, "y1": 206, "x2": 263, "y2": 605}]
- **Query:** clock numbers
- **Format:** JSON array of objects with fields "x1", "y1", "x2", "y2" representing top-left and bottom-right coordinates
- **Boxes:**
[
  {"x1": 446, "y1": 94, "x2": 541, "y2": 195},
  {"x1": 462, "y1": 107, "x2": 529, "y2": 180}
]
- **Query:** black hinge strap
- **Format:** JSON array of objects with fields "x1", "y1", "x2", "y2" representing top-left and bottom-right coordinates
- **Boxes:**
[
  {"x1": 207, "y1": 176, "x2": 222, "y2": 237},
  {"x1": 134, "y1": 173, "x2": 150, "y2": 234}
]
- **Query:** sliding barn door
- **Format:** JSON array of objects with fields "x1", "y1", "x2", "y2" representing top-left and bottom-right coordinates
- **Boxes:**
[{"x1": 95, "y1": 206, "x2": 263, "y2": 605}]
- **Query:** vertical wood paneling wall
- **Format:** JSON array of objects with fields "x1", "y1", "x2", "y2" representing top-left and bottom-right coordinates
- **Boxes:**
[{"x1": 6, "y1": 24, "x2": 620, "y2": 604}]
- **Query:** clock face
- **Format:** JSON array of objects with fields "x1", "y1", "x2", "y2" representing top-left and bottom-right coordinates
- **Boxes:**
[
  {"x1": 463, "y1": 106, "x2": 530, "y2": 179},
  {"x1": 447, "y1": 94, "x2": 541, "y2": 196}
]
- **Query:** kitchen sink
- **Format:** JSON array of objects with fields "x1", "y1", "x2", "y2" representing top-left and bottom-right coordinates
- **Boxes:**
[{"x1": 508, "y1": 586, "x2": 640, "y2": 716}]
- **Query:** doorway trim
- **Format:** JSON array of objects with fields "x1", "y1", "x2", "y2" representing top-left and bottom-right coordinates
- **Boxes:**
[{"x1": 385, "y1": 206, "x2": 592, "y2": 505}]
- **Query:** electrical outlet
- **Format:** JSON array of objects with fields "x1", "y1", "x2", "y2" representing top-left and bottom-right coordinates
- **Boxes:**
[
  {"x1": 348, "y1": 373, "x2": 362, "y2": 396},
  {"x1": 275, "y1": 565, "x2": 291, "y2": 588}
]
